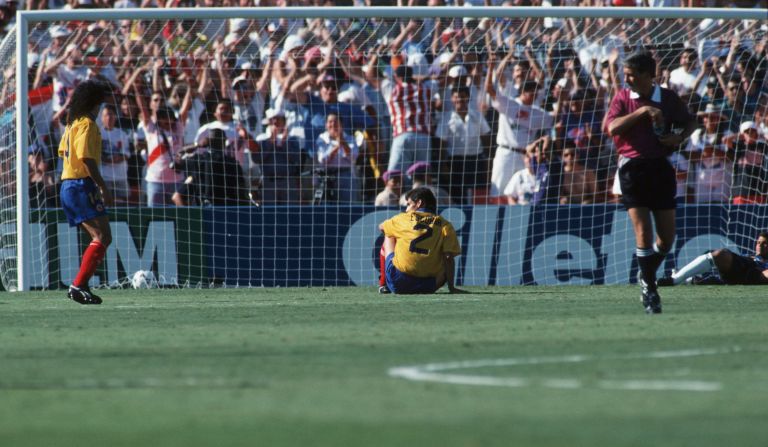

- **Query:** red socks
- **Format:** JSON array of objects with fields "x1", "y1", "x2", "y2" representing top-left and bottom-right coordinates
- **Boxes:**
[
  {"x1": 73, "y1": 241, "x2": 107, "y2": 288},
  {"x1": 379, "y1": 246, "x2": 386, "y2": 287}
]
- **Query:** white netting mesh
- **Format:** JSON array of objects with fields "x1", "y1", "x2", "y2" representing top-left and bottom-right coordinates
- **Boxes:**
[
  {"x1": 2, "y1": 8, "x2": 767, "y2": 289},
  {"x1": 0, "y1": 30, "x2": 17, "y2": 291}
]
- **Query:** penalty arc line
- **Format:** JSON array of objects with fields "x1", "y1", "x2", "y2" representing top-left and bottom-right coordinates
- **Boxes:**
[{"x1": 388, "y1": 347, "x2": 741, "y2": 392}]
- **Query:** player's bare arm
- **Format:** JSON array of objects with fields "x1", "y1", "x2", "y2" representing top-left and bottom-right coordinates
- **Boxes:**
[
  {"x1": 82, "y1": 158, "x2": 114, "y2": 206},
  {"x1": 444, "y1": 254, "x2": 468, "y2": 294},
  {"x1": 658, "y1": 117, "x2": 697, "y2": 149}
]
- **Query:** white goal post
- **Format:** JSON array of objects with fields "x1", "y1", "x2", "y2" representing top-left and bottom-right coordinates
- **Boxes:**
[{"x1": 7, "y1": 6, "x2": 768, "y2": 291}]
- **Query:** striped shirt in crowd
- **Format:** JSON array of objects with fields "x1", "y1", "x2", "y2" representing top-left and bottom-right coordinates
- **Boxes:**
[{"x1": 382, "y1": 79, "x2": 432, "y2": 138}]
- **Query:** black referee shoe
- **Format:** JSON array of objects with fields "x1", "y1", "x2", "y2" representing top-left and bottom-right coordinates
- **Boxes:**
[{"x1": 641, "y1": 289, "x2": 662, "y2": 314}]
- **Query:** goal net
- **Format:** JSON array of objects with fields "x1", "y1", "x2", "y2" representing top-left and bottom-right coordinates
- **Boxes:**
[{"x1": 2, "y1": 6, "x2": 766, "y2": 291}]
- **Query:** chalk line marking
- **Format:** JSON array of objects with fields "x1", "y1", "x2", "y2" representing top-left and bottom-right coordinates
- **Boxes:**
[{"x1": 389, "y1": 347, "x2": 741, "y2": 392}]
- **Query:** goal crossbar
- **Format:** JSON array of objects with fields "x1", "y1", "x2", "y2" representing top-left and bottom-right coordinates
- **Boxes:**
[{"x1": 16, "y1": 6, "x2": 768, "y2": 22}]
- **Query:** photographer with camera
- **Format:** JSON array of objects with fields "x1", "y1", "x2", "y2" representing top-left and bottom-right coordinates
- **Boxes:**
[
  {"x1": 315, "y1": 113, "x2": 362, "y2": 203},
  {"x1": 171, "y1": 128, "x2": 249, "y2": 207}
]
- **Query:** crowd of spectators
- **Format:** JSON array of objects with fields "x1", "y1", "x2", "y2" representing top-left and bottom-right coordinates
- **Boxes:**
[{"x1": 1, "y1": 0, "x2": 766, "y2": 208}]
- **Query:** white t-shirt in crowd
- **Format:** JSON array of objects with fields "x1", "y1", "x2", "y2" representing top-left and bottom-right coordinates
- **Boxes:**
[
  {"x1": 99, "y1": 125, "x2": 131, "y2": 182},
  {"x1": 503, "y1": 167, "x2": 536, "y2": 204},
  {"x1": 435, "y1": 109, "x2": 490, "y2": 157},
  {"x1": 492, "y1": 92, "x2": 553, "y2": 149}
]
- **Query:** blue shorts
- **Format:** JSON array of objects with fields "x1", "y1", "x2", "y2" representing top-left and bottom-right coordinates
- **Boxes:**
[
  {"x1": 385, "y1": 253, "x2": 437, "y2": 294},
  {"x1": 60, "y1": 178, "x2": 107, "y2": 227}
]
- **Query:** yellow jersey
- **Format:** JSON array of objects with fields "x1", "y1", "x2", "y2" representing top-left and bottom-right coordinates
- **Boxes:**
[
  {"x1": 58, "y1": 116, "x2": 102, "y2": 180},
  {"x1": 380, "y1": 210, "x2": 461, "y2": 278}
]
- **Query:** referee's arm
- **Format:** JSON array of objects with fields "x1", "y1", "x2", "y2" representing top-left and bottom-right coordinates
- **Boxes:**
[
  {"x1": 658, "y1": 117, "x2": 698, "y2": 150},
  {"x1": 607, "y1": 105, "x2": 660, "y2": 137}
]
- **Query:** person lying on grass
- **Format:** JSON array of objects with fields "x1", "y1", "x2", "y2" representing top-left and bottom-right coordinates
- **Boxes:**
[{"x1": 658, "y1": 231, "x2": 768, "y2": 286}]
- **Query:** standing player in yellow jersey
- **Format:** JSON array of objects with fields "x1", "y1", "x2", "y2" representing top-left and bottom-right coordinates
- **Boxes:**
[
  {"x1": 58, "y1": 81, "x2": 112, "y2": 305},
  {"x1": 378, "y1": 187, "x2": 465, "y2": 294}
]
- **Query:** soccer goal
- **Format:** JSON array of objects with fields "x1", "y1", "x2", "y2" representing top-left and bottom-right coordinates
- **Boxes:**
[{"x1": 2, "y1": 6, "x2": 766, "y2": 291}]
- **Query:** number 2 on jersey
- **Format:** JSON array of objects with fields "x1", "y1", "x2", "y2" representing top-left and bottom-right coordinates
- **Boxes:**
[{"x1": 409, "y1": 223, "x2": 433, "y2": 255}]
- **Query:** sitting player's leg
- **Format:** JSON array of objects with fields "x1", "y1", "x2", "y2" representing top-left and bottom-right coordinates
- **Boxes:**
[
  {"x1": 710, "y1": 249, "x2": 735, "y2": 275},
  {"x1": 379, "y1": 245, "x2": 387, "y2": 287},
  {"x1": 379, "y1": 237, "x2": 396, "y2": 293}
]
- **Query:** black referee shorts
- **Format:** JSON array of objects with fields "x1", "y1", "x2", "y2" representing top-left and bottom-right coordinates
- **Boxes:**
[
  {"x1": 720, "y1": 252, "x2": 768, "y2": 285},
  {"x1": 618, "y1": 157, "x2": 677, "y2": 210}
]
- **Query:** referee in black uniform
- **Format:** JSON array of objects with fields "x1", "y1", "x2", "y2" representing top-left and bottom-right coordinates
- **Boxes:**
[{"x1": 605, "y1": 51, "x2": 697, "y2": 314}]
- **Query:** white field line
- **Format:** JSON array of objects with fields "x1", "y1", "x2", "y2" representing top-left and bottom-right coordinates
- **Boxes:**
[
  {"x1": 388, "y1": 347, "x2": 740, "y2": 392},
  {"x1": 30, "y1": 297, "x2": 486, "y2": 310},
  {"x1": 0, "y1": 376, "x2": 264, "y2": 390}
]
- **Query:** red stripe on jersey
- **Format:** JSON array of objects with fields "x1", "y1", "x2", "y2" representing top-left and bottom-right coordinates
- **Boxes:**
[{"x1": 147, "y1": 143, "x2": 169, "y2": 167}]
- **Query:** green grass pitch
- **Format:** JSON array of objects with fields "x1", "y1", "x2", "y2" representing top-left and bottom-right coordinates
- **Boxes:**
[{"x1": 1, "y1": 285, "x2": 767, "y2": 447}]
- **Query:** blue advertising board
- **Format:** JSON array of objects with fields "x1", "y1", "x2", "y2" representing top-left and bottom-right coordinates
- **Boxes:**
[
  {"x1": 18, "y1": 205, "x2": 764, "y2": 289},
  {"x1": 202, "y1": 205, "x2": 766, "y2": 287}
]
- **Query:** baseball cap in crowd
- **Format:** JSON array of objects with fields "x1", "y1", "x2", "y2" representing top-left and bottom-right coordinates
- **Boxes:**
[
  {"x1": 237, "y1": 60, "x2": 257, "y2": 71},
  {"x1": 263, "y1": 108, "x2": 285, "y2": 124},
  {"x1": 232, "y1": 75, "x2": 248, "y2": 88},
  {"x1": 283, "y1": 35, "x2": 305, "y2": 53},
  {"x1": 697, "y1": 103, "x2": 725, "y2": 119},
  {"x1": 49, "y1": 25, "x2": 71, "y2": 39},
  {"x1": 447, "y1": 65, "x2": 468, "y2": 78},
  {"x1": 318, "y1": 72, "x2": 337, "y2": 85},
  {"x1": 304, "y1": 46, "x2": 322, "y2": 65},
  {"x1": 407, "y1": 161, "x2": 431, "y2": 177},
  {"x1": 230, "y1": 18, "x2": 248, "y2": 33},
  {"x1": 706, "y1": 76, "x2": 718, "y2": 88},
  {"x1": 381, "y1": 170, "x2": 402, "y2": 183},
  {"x1": 739, "y1": 121, "x2": 758, "y2": 133}
]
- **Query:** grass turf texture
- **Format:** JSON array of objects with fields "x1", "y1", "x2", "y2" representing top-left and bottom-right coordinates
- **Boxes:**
[{"x1": 1, "y1": 286, "x2": 767, "y2": 447}]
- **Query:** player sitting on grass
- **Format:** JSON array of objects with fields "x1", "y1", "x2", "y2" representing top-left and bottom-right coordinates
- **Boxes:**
[
  {"x1": 658, "y1": 231, "x2": 768, "y2": 286},
  {"x1": 377, "y1": 187, "x2": 465, "y2": 294}
]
